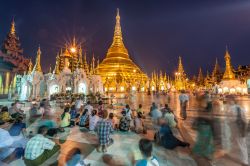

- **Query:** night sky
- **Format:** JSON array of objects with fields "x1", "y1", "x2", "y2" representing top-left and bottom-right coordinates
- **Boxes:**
[{"x1": 0, "y1": 0, "x2": 250, "y2": 77}]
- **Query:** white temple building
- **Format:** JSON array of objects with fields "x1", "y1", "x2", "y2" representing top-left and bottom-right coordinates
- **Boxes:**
[{"x1": 18, "y1": 45, "x2": 103, "y2": 101}]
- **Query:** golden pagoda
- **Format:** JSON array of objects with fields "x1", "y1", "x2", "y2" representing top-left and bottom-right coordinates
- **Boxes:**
[
  {"x1": 97, "y1": 9, "x2": 147, "y2": 90},
  {"x1": 34, "y1": 46, "x2": 42, "y2": 72},
  {"x1": 223, "y1": 48, "x2": 235, "y2": 80},
  {"x1": 175, "y1": 56, "x2": 187, "y2": 90}
]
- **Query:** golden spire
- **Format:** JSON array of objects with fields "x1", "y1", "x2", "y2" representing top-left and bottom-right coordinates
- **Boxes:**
[
  {"x1": 34, "y1": 46, "x2": 42, "y2": 72},
  {"x1": 83, "y1": 51, "x2": 89, "y2": 74},
  {"x1": 54, "y1": 54, "x2": 60, "y2": 74},
  {"x1": 92, "y1": 53, "x2": 95, "y2": 70},
  {"x1": 78, "y1": 46, "x2": 83, "y2": 68},
  {"x1": 10, "y1": 18, "x2": 16, "y2": 35},
  {"x1": 223, "y1": 47, "x2": 235, "y2": 79},
  {"x1": 28, "y1": 59, "x2": 33, "y2": 74},
  {"x1": 107, "y1": 8, "x2": 129, "y2": 58},
  {"x1": 177, "y1": 56, "x2": 184, "y2": 75}
]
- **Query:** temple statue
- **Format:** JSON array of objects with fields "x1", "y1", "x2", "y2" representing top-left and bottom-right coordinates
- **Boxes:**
[{"x1": 97, "y1": 9, "x2": 147, "y2": 92}]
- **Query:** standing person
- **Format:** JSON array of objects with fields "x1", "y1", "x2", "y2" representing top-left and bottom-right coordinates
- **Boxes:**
[
  {"x1": 150, "y1": 104, "x2": 162, "y2": 122},
  {"x1": 135, "y1": 138, "x2": 159, "y2": 166},
  {"x1": 84, "y1": 101, "x2": 93, "y2": 116},
  {"x1": 97, "y1": 100, "x2": 104, "y2": 118},
  {"x1": 60, "y1": 107, "x2": 71, "y2": 128},
  {"x1": 95, "y1": 110, "x2": 114, "y2": 153},
  {"x1": 179, "y1": 90, "x2": 189, "y2": 120},
  {"x1": 89, "y1": 110, "x2": 99, "y2": 131},
  {"x1": 123, "y1": 104, "x2": 132, "y2": 120},
  {"x1": 24, "y1": 126, "x2": 60, "y2": 166},
  {"x1": 75, "y1": 97, "x2": 83, "y2": 113},
  {"x1": 149, "y1": 102, "x2": 158, "y2": 116}
]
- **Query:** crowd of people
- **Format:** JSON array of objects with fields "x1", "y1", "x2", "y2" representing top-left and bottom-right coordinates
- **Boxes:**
[{"x1": 0, "y1": 90, "x2": 249, "y2": 166}]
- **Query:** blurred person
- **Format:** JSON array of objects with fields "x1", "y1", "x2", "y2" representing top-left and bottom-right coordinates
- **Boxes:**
[
  {"x1": 179, "y1": 90, "x2": 189, "y2": 120},
  {"x1": 107, "y1": 112, "x2": 116, "y2": 130},
  {"x1": 75, "y1": 97, "x2": 83, "y2": 113},
  {"x1": 84, "y1": 101, "x2": 93, "y2": 116},
  {"x1": 9, "y1": 101, "x2": 24, "y2": 119},
  {"x1": 205, "y1": 91, "x2": 212, "y2": 111},
  {"x1": 149, "y1": 102, "x2": 158, "y2": 116},
  {"x1": 155, "y1": 118, "x2": 189, "y2": 149},
  {"x1": 123, "y1": 104, "x2": 132, "y2": 120},
  {"x1": 65, "y1": 148, "x2": 90, "y2": 166},
  {"x1": 28, "y1": 102, "x2": 40, "y2": 124},
  {"x1": 70, "y1": 105, "x2": 80, "y2": 127},
  {"x1": 95, "y1": 110, "x2": 114, "y2": 153},
  {"x1": 24, "y1": 126, "x2": 60, "y2": 166},
  {"x1": 89, "y1": 109, "x2": 99, "y2": 131},
  {"x1": 164, "y1": 105, "x2": 177, "y2": 128},
  {"x1": 0, "y1": 122, "x2": 25, "y2": 162},
  {"x1": 135, "y1": 138, "x2": 159, "y2": 166},
  {"x1": 119, "y1": 111, "x2": 130, "y2": 132},
  {"x1": 0, "y1": 106, "x2": 13, "y2": 122},
  {"x1": 133, "y1": 112, "x2": 146, "y2": 134},
  {"x1": 60, "y1": 107, "x2": 71, "y2": 128},
  {"x1": 79, "y1": 108, "x2": 89, "y2": 127},
  {"x1": 136, "y1": 104, "x2": 143, "y2": 114},
  {"x1": 98, "y1": 100, "x2": 104, "y2": 118},
  {"x1": 150, "y1": 104, "x2": 162, "y2": 122},
  {"x1": 8, "y1": 116, "x2": 27, "y2": 144},
  {"x1": 192, "y1": 117, "x2": 214, "y2": 160}
]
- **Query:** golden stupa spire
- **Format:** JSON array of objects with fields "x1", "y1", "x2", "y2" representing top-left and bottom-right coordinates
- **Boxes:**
[
  {"x1": 10, "y1": 18, "x2": 16, "y2": 35},
  {"x1": 54, "y1": 54, "x2": 60, "y2": 74},
  {"x1": 223, "y1": 47, "x2": 235, "y2": 79},
  {"x1": 177, "y1": 56, "x2": 184, "y2": 75},
  {"x1": 48, "y1": 64, "x2": 52, "y2": 73},
  {"x1": 107, "y1": 8, "x2": 129, "y2": 58},
  {"x1": 34, "y1": 46, "x2": 42, "y2": 72},
  {"x1": 28, "y1": 59, "x2": 33, "y2": 74},
  {"x1": 92, "y1": 53, "x2": 95, "y2": 70},
  {"x1": 78, "y1": 46, "x2": 83, "y2": 68}
]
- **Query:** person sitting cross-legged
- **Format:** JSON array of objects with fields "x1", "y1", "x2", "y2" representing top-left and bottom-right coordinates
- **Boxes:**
[
  {"x1": 24, "y1": 125, "x2": 60, "y2": 166},
  {"x1": 95, "y1": 110, "x2": 114, "y2": 153},
  {"x1": 79, "y1": 108, "x2": 89, "y2": 127}
]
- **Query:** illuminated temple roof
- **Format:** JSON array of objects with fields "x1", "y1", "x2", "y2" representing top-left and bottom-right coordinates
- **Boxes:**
[
  {"x1": 0, "y1": 19, "x2": 29, "y2": 73},
  {"x1": 97, "y1": 9, "x2": 147, "y2": 84}
]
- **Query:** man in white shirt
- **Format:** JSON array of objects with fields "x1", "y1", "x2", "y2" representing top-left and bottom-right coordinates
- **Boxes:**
[
  {"x1": 84, "y1": 101, "x2": 93, "y2": 116},
  {"x1": 179, "y1": 90, "x2": 189, "y2": 120},
  {"x1": 75, "y1": 98, "x2": 83, "y2": 112}
]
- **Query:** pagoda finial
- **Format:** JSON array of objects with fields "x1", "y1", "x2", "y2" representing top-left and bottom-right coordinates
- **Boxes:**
[
  {"x1": 34, "y1": 46, "x2": 42, "y2": 72},
  {"x1": 10, "y1": 18, "x2": 16, "y2": 35},
  {"x1": 177, "y1": 56, "x2": 184, "y2": 75},
  {"x1": 48, "y1": 64, "x2": 52, "y2": 73},
  {"x1": 53, "y1": 54, "x2": 60, "y2": 74},
  {"x1": 78, "y1": 46, "x2": 83, "y2": 69},
  {"x1": 223, "y1": 47, "x2": 235, "y2": 79},
  {"x1": 28, "y1": 59, "x2": 33, "y2": 74}
]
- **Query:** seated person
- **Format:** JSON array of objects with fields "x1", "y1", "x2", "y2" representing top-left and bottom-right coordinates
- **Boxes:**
[
  {"x1": 0, "y1": 123, "x2": 24, "y2": 163},
  {"x1": 89, "y1": 110, "x2": 99, "y2": 131},
  {"x1": 60, "y1": 107, "x2": 71, "y2": 128},
  {"x1": 66, "y1": 148, "x2": 90, "y2": 166},
  {"x1": 0, "y1": 106, "x2": 13, "y2": 122},
  {"x1": 119, "y1": 111, "x2": 131, "y2": 132},
  {"x1": 24, "y1": 126, "x2": 60, "y2": 166},
  {"x1": 9, "y1": 102, "x2": 24, "y2": 119},
  {"x1": 69, "y1": 105, "x2": 79, "y2": 127},
  {"x1": 155, "y1": 118, "x2": 189, "y2": 149},
  {"x1": 95, "y1": 110, "x2": 114, "y2": 153},
  {"x1": 107, "y1": 112, "x2": 117, "y2": 130},
  {"x1": 79, "y1": 109, "x2": 89, "y2": 127},
  {"x1": 133, "y1": 112, "x2": 146, "y2": 134},
  {"x1": 9, "y1": 116, "x2": 26, "y2": 140},
  {"x1": 38, "y1": 114, "x2": 58, "y2": 137},
  {"x1": 135, "y1": 138, "x2": 159, "y2": 166},
  {"x1": 164, "y1": 106, "x2": 177, "y2": 128}
]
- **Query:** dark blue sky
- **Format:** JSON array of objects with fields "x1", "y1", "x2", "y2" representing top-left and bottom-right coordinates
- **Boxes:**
[{"x1": 0, "y1": 0, "x2": 250, "y2": 76}]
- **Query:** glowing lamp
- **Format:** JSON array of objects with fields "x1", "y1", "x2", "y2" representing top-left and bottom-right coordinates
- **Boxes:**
[
  {"x1": 132, "y1": 86, "x2": 136, "y2": 91},
  {"x1": 120, "y1": 86, "x2": 124, "y2": 91},
  {"x1": 70, "y1": 47, "x2": 77, "y2": 53}
]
